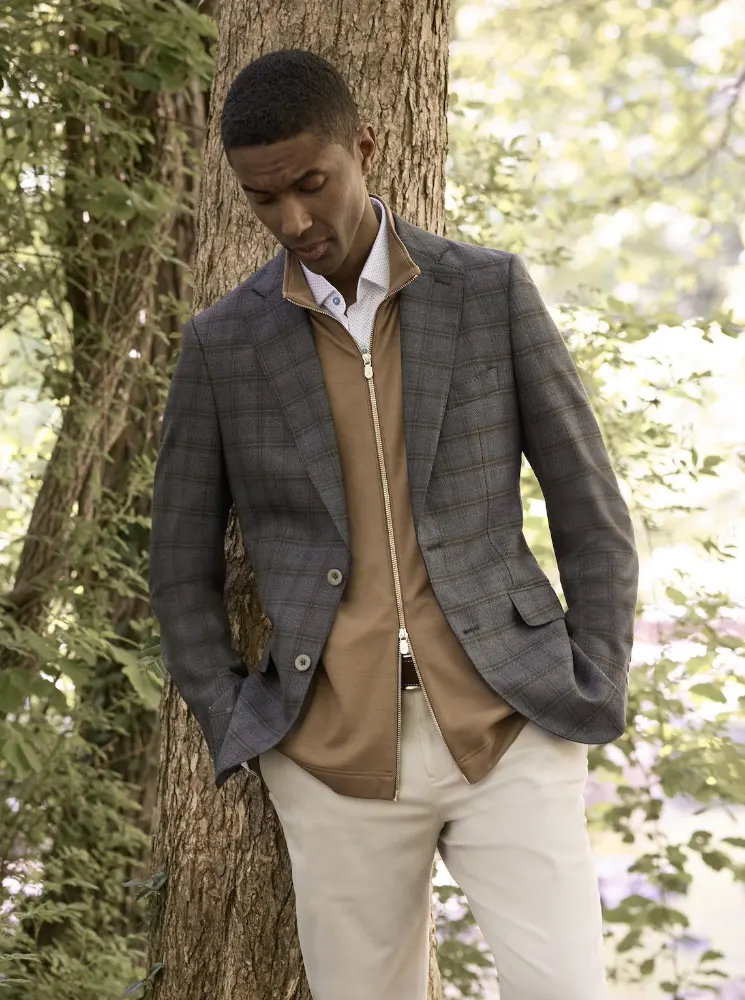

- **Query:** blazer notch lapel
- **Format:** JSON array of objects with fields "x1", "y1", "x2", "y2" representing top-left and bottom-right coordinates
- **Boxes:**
[
  {"x1": 400, "y1": 267, "x2": 464, "y2": 526},
  {"x1": 252, "y1": 297, "x2": 349, "y2": 545}
]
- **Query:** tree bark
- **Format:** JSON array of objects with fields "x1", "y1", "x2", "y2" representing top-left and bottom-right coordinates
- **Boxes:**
[{"x1": 149, "y1": 2, "x2": 450, "y2": 997}]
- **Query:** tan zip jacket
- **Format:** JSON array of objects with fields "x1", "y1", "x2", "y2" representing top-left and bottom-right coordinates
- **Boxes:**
[{"x1": 277, "y1": 200, "x2": 527, "y2": 799}]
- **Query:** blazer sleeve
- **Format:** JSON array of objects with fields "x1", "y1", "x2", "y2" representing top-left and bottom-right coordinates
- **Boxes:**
[
  {"x1": 149, "y1": 317, "x2": 246, "y2": 760},
  {"x1": 508, "y1": 253, "x2": 639, "y2": 694}
]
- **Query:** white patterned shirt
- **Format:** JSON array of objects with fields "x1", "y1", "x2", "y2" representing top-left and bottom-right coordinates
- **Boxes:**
[{"x1": 300, "y1": 198, "x2": 389, "y2": 352}]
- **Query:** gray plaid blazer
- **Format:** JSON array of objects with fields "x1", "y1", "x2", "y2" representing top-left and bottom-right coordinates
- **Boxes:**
[{"x1": 150, "y1": 215, "x2": 639, "y2": 787}]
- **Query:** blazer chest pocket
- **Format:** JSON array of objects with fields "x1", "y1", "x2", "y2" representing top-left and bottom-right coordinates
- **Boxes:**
[{"x1": 449, "y1": 363, "x2": 513, "y2": 409}]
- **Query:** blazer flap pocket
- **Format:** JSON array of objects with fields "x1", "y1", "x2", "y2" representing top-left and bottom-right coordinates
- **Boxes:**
[
  {"x1": 450, "y1": 364, "x2": 511, "y2": 406},
  {"x1": 509, "y1": 583, "x2": 565, "y2": 626}
]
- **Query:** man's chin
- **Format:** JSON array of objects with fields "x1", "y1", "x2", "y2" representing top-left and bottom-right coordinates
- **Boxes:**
[{"x1": 300, "y1": 253, "x2": 339, "y2": 277}]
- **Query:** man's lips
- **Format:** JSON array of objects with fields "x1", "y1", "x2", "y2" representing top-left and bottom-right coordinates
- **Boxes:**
[{"x1": 292, "y1": 240, "x2": 330, "y2": 263}]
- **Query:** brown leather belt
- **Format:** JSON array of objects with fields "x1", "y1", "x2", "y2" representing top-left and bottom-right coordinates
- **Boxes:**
[{"x1": 401, "y1": 655, "x2": 420, "y2": 689}]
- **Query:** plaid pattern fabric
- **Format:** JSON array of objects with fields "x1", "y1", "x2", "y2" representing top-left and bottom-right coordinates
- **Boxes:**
[{"x1": 149, "y1": 215, "x2": 639, "y2": 787}]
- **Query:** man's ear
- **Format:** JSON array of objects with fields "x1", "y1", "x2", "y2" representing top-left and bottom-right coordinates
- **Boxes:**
[{"x1": 358, "y1": 124, "x2": 376, "y2": 177}]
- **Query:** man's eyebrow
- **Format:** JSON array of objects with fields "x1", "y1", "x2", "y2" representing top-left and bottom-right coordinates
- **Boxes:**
[{"x1": 241, "y1": 169, "x2": 325, "y2": 195}]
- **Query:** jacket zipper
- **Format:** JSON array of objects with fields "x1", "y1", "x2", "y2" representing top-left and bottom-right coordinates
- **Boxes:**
[
  {"x1": 287, "y1": 272, "x2": 468, "y2": 796},
  {"x1": 361, "y1": 327, "x2": 468, "y2": 789}
]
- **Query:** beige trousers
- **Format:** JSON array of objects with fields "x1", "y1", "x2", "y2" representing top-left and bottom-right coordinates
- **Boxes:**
[{"x1": 260, "y1": 690, "x2": 608, "y2": 1000}]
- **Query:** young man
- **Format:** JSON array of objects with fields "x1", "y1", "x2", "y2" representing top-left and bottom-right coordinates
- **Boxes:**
[{"x1": 150, "y1": 49, "x2": 638, "y2": 1000}]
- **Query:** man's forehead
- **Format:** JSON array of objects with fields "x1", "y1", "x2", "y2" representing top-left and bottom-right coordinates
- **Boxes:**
[{"x1": 230, "y1": 133, "x2": 336, "y2": 183}]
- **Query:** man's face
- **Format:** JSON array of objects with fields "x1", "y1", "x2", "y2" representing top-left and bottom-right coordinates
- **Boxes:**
[{"x1": 227, "y1": 127, "x2": 375, "y2": 278}]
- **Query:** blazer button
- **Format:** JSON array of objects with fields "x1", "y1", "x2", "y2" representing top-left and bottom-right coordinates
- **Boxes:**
[
  {"x1": 327, "y1": 568, "x2": 343, "y2": 586},
  {"x1": 294, "y1": 654, "x2": 312, "y2": 672}
]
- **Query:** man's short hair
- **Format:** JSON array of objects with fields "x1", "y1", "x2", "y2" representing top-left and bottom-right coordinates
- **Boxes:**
[{"x1": 221, "y1": 49, "x2": 360, "y2": 153}]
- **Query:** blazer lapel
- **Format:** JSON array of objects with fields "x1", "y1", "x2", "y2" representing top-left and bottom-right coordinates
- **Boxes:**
[
  {"x1": 251, "y1": 257, "x2": 349, "y2": 545},
  {"x1": 397, "y1": 231, "x2": 464, "y2": 527}
]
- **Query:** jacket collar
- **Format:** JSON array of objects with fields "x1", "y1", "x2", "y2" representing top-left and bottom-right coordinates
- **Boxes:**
[{"x1": 281, "y1": 196, "x2": 421, "y2": 310}]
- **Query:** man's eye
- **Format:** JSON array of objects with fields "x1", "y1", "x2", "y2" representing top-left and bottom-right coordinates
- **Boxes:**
[{"x1": 299, "y1": 182, "x2": 325, "y2": 194}]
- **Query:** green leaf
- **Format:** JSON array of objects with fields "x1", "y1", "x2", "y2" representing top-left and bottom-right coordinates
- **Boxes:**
[
  {"x1": 666, "y1": 845, "x2": 687, "y2": 869},
  {"x1": 20, "y1": 738, "x2": 43, "y2": 772},
  {"x1": 61, "y1": 658, "x2": 91, "y2": 686},
  {"x1": 647, "y1": 904, "x2": 689, "y2": 929},
  {"x1": 0, "y1": 669, "x2": 28, "y2": 714},
  {"x1": 123, "y1": 69, "x2": 162, "y2": 92},
  {"x1": 700, "y1": 851, "x2": 730, "y2": 872},
  {"x1": 722, "y1": 838, "x2": 745, "y2": 849},
  {"x1": 700, "y1": 950, "x2": 725, "y2": 962},
  {"x1": 689, "y1": 683, "x2": 727, "y2": 703},
  {"x1": 111, "y1": 646, "x2": 148, "y2": 670},
  {"x1": 18, "y1": 629, "x2": 57, "y2": 664},
  {"x1": 125, "y1": 869, "x2": 168, "y2": 901},
  {"x1": 640, "y1": 958, "x2": 655, "y2": 975},
  {"x1": 629, "y1": 853, "x2": 656, "y2": 874},
  {"x1": 149, "y1": 871, "x2": 167, "y2": 891},
  {"x1": 122, "y1": 661, "x2": 163, "y2": 712},
  {"x1": 615, "y1": 928, "x2": 643, "y2": 952},
  {"x1": 1, "y1": 727, "x2": 43, "y2": 776},
  {"x1": 685, "y1": 655, "x2": 711, "y2": 675},
  {"x1": 2, "y1": 735, "x2": 28, "y2": 776},
  {"x1": 689, "y1": 831, "x2": 713, "y2": 849},
  {"x1": 665, "y1": 586, "x2": 687, "y2": 605},
  {"x1": 147, "y1": 962, "x2": 164, "y2": 982}
]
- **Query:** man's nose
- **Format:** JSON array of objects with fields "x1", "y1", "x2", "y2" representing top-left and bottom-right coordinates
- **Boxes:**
[{"x1": 280, "y1": 199, "x2": 312, "y2": 241}]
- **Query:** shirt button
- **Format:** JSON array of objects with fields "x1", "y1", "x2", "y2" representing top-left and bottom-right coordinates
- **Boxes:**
[
  {"x1": 327, "y1": 568, "x2": 343, "y2": 586},
  {"x1": 294, "y1": 654, "x2": 312, "y2": 672},
  {"x1": 333, "y1": 296, "x2": 341, "y2": 306}
]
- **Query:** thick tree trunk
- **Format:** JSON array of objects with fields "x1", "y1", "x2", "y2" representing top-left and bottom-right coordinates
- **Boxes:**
[{"x1": 149, "y1": 2, "x2": 450, "y2": 997}]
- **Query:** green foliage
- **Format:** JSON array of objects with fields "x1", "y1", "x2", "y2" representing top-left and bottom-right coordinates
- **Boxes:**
[
  {"x1": 434, "y1": 882, "x2": 494, "y2": 998},
  {"x1": 0, "y1": 696, "x2": 153, "y2": 1000},
  {"x1": 439, "y1": 0, "x2": 745, "y2": 996},
  {"x1": 595, "y1": 585, "x2": 745, "y2": 996},
  {"x1": 448, "y1": 0, "x2": 745, "y2": 310},
  {"x1": 124, "y1": 962, "x2": 165, "y2": 998},
  {"x1": 0, "y1": 1, "x2": 212, "y2": 998},
  {"x1": 122, "y1": 870, "x2": 168, "y2": 904}
]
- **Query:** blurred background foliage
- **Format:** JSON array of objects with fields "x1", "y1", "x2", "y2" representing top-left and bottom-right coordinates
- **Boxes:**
[{"x1": 0, "y1": 0, "x2": 743, "y2": 998}]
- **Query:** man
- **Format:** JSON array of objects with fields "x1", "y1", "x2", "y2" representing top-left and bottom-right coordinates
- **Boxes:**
[{"x1": 150, "y1": 49, "x2": 638, "y2": 1000}]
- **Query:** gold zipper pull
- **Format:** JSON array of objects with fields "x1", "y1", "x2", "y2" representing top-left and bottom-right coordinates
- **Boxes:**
[
  {"x1": 362, "y1": 351, "x2": 373, "y2": 379},
  {"x1": 399, "y1": 628, "x2": 410, "y2": 656}
]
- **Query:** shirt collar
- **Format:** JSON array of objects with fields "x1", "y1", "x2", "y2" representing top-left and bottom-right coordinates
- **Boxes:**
[{"x1": 300, "y1": 197, "x2": 389, "y2": 309}]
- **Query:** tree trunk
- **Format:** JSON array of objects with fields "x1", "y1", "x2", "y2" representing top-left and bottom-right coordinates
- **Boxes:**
[{"x1": 149, "y1": 2, "x2": 450, "y2": 997}]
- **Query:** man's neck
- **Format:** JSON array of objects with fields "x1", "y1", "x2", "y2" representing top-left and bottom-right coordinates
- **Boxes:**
[{"x1": 328, "y1": 197, "x2": 380, "y2": 306}]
